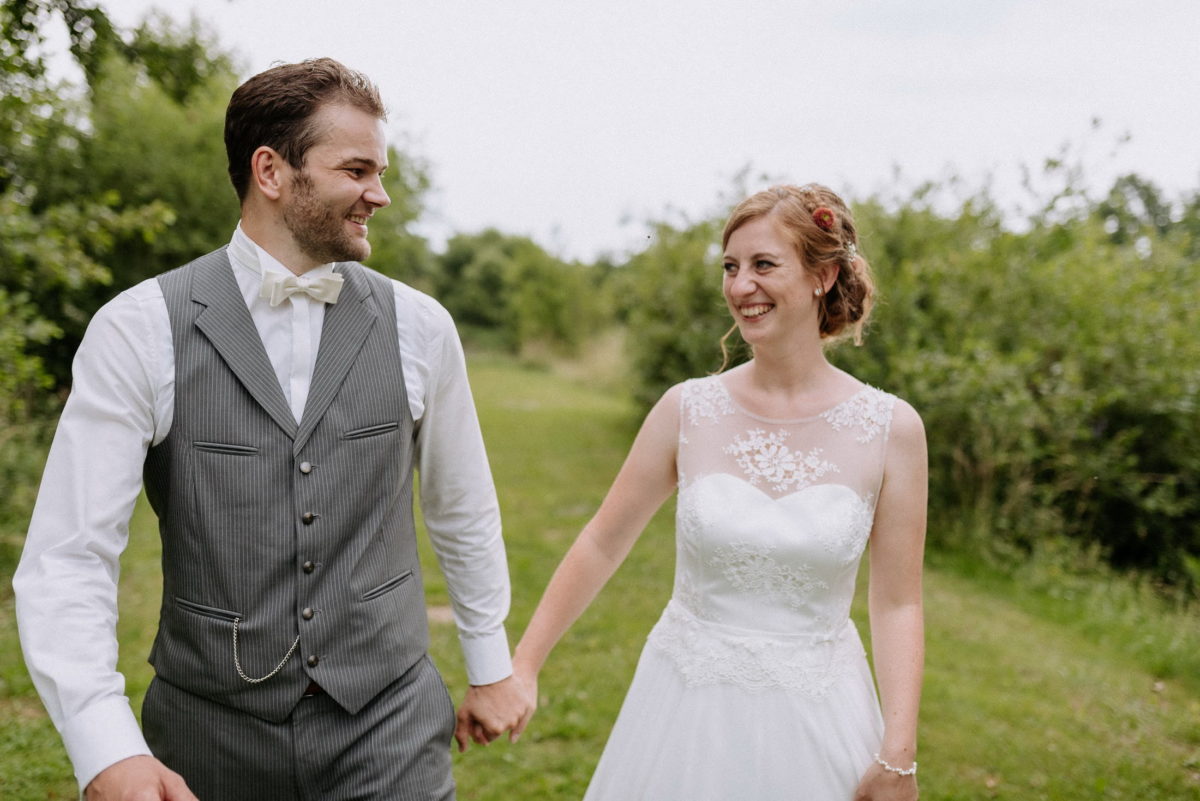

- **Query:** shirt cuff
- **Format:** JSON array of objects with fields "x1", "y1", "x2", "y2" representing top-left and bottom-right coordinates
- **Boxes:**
[
  {"x1": 61, "y1": 695, "x2": 152, "y2": 791},
  {"x1": 460, "y1": 627, "x2": 513, "y2": 686}
]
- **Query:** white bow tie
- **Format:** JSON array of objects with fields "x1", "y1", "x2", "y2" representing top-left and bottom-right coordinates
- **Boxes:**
[{"x1": 259, "y1": 271, "x2": 345, "y2": 307}]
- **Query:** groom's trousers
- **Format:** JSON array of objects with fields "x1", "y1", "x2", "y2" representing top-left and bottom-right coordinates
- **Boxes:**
[{"x1": 142, "y1": 655, "x2": 456, "y2": 801}]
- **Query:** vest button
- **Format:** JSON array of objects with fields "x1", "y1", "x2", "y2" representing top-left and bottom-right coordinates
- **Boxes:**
[
  {"x1": 302, "y1": 561, "x2": 316, "y2": 574},
  {"x1": 299, "y1": 461, "x2": 313, "y2": 474},
  {"x1": 307, "y1": 654, "x2": 319, "y2": 667},
  {"x1": 301, "y1": 607, "x2": 314, "y2": 620},
  {"x1": 301, "y1": 512, "x2": 315, "y2": 525}
]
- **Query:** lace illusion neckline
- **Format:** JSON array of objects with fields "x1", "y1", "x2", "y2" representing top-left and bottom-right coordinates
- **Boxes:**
[{"x1": 710, "y1": 375, "x2": 872, "y2": 425}]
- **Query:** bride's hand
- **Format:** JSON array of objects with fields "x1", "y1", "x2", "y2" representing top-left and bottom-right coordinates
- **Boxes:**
[
  {"x1": 852, "y1": 762, "x2": 918, "y2": 801},
  {"x1": 509, "y1": 663, "x2": 539, "y2": 742}
]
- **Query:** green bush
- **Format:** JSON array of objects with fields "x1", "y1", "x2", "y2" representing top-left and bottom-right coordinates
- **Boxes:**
[
  {"x1": 844, "y1": 184, "x2": 1199, "y2": 588},
  {"x1": 0, "y1": 285, "x2": 55, "y2": 571},
  {"x1": 623, "y1": 217, "x2": 734, "y2": 408},
  {"x1": 434, "y1": 229, "x2": 608, "y2": 356}
]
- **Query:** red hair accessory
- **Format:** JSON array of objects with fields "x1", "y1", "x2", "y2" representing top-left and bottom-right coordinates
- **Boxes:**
[{"x1": 812, "y1": 207, "x2": 836, "y2": 231}]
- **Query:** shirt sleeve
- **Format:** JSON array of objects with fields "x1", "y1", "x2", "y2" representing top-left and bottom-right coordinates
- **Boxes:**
[
  {"x1": 393, "y1": 282, "x2": 512, "y2": 685},
  {"x1": 12, "y1": 285, "x2": 164, "y2": 790}
]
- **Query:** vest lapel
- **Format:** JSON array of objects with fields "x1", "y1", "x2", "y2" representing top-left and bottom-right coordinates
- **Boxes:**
[
  {"x1": 293, "y1": 262, "x2": 379, "y2": 455},
  {"x1": 191, "y1": 249, "x2": 299, "y2": 439}
]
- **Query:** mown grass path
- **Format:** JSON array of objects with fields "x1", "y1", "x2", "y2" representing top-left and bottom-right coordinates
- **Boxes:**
[{"x1": 2, "y1": 355, "x2": 1197, "y2": 799}]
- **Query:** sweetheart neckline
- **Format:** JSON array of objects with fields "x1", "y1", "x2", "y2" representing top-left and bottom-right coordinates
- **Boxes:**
[{"x1": 681, "y1": 472, "x2": 868, "y2": 506}]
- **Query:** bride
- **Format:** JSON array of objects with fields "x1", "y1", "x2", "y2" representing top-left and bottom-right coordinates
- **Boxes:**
[{"x1": 511, "y1": 184, "x2": 926, "y2": 801}]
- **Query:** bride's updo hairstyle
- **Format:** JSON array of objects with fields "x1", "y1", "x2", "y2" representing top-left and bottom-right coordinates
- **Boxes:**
[{"x1": 723, "y1": 183, "x2": 875, "y2": 345}]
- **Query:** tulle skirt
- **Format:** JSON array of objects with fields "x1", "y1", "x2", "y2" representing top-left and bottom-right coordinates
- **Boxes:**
[{"x1": 582, "y1": 624, "x2": 884, "y2": 801}]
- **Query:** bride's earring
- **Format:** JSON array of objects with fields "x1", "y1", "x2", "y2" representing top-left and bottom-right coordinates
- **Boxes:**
[{"x1": 813, "y1": 287, "x2": 823, "y2": 297}]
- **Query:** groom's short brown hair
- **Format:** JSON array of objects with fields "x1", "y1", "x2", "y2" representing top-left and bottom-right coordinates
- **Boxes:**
[{"x1": 224, "y1": 57, "x2": 387, "y2": 201}]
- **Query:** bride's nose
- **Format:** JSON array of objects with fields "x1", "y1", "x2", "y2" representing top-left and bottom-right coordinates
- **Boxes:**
[{"x1": 728, "y1": 269, "x2": 758, "y2": 297}]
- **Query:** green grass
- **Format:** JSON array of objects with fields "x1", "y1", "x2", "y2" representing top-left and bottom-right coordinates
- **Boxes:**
[{"x1": 2, "y1": 353, "x2": 1198, "y2": 799}]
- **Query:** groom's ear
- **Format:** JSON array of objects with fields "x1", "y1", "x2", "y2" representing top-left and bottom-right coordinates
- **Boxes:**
[{"x1": 249, "y1": 146, "x2": 287, "y2": 201}]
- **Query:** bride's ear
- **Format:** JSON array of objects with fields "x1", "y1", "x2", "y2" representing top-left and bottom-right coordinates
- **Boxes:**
[{"x1": 818, "y1": 264, "x2": 840, "y2": 295}]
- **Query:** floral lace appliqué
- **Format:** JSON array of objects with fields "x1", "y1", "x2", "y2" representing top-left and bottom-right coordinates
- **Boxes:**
[
  {"x1": 821, "y1": 493, "x2": 876, "y2": 565},
  {"x1": 681, "y1": 377, "x2": 736, "y2": 427},
  {"x1": 724, "y1": 429, "x2": 839, "y2": 492},
  {"x1": 673, "y1": 489, "x2": 713, "y2": 618},
  {"x1": 711, "y1": 542, "x2": 828, "y2": 611},
  {"x1": 647, "y1": 602, "x2": 862, "y2": 696},
  {"x1": 819, "y1": 388, "x2": 895, "y2": 443}
]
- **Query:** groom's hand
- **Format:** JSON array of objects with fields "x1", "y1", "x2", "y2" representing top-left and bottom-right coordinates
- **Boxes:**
[
  {"x1": 454, "y1": 675, "x2": 535, "y2": 752},
  {"x1": 85, "y1": 755, "x2": 199, "y2": 801}
]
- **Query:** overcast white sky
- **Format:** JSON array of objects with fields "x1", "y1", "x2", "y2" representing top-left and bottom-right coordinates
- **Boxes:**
[{"x1": 65, "y1": 0, "x2": 1200, "y2": 260}]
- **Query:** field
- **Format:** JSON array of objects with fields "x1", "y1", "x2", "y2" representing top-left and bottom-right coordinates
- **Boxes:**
[{"x1": 1, "y1": 354, "x2": 1197, "y2": 800}]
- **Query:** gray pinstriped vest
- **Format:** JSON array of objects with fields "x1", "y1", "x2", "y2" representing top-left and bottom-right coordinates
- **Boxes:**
[{"x1": 144, "y1": 248, "x2": 430, "y2": 723}]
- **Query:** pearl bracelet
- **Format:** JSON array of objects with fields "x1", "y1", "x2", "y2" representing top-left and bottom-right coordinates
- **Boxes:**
[{"x1": 873, "y1": 753, "x2": 918, "y2": 777}]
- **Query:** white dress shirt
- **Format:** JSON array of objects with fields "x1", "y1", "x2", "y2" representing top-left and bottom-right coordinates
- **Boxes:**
[{"x1": 13, "y1": 226, "x2": 512, "y2": 789}]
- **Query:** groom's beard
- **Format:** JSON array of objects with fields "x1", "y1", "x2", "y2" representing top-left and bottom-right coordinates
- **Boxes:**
[{"x1": 283, "y1": 171, "x2": 372, "y2": 265}]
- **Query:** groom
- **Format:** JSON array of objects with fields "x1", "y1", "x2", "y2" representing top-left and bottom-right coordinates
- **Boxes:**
[{"x1": 14, "y1": 58, "x2": 528, "y2": 800}]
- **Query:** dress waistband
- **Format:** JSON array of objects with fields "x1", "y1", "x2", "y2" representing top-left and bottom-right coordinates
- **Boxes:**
[
  {"x1": 646, "y1": 600, "x2": 865, "y2": 696},
  {"x1": 664, "y1": 598, "x2": 853, "y2": 642}
]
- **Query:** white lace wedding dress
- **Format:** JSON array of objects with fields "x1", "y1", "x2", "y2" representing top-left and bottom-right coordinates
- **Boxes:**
[{"x1": 583, "y1": 374, "x2": 895, "y2": 801}]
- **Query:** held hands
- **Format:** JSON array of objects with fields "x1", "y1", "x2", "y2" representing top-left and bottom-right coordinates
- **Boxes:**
[
  {"x1": 852, "y1": 760, "x2": 919, "y2": 801},
  {"x1": 453, "y1": 673, "x2": 537, "y2": 752},
  {"x1": 85, "y1": 755, "x2": 198, "y2": 801}
]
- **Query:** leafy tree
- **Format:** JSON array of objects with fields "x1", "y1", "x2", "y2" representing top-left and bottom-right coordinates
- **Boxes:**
[
  {"x1": 622, "y1": 216, "x2": 730, "y2": 408},
  {"x1": 126, "y1": 10, "x2": 234, "y2": 104},
  {"x1": 1097, "y1": 173, "x2": 1174, "y2": 244},
  {"x1": 0, "y1": 3, "x2": 229, "y2": 561},
  {"x1": 2, "y1": 3, "x2": 234, "y2": 384},
  {"x1": 1, "y1": 0, "x2": 171, "y2": 329},
  {"x1": 0, "y1": 188, "x2": 168, "y2": 559},
  {"x1": 434, "y1": 229, "x2": 602, "y2": 354},
  {"x1": 82, "y1": 48, "x2": 239, "y2": 278}
]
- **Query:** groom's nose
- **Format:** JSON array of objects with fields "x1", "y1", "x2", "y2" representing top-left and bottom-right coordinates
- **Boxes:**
[{"x1": 365, "y1": 174, "x2": 390, "y2": 209}]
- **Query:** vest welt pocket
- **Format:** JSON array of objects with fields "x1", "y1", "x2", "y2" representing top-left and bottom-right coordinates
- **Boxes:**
[
  {"x1": 192, "y1": 441, "x2": 259, "y2": 456},
  {"x1": 341, "y1": 421, "x2": 400, "y2": 440},
  {"x1": 360, "y1": 569, "x2": 413, "y2": 602},
  {"x1": 175, "y1": 596, "x2": 243, "y2": 622}
]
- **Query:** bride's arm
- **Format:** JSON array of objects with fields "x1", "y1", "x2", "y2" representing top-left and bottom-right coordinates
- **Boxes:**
[
  {"x1": 510, "y1": 385, "x2": 681, "y2": 733},
  {"x1": 858, "y1": 399, "x2": 927, "y2": 800}
]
